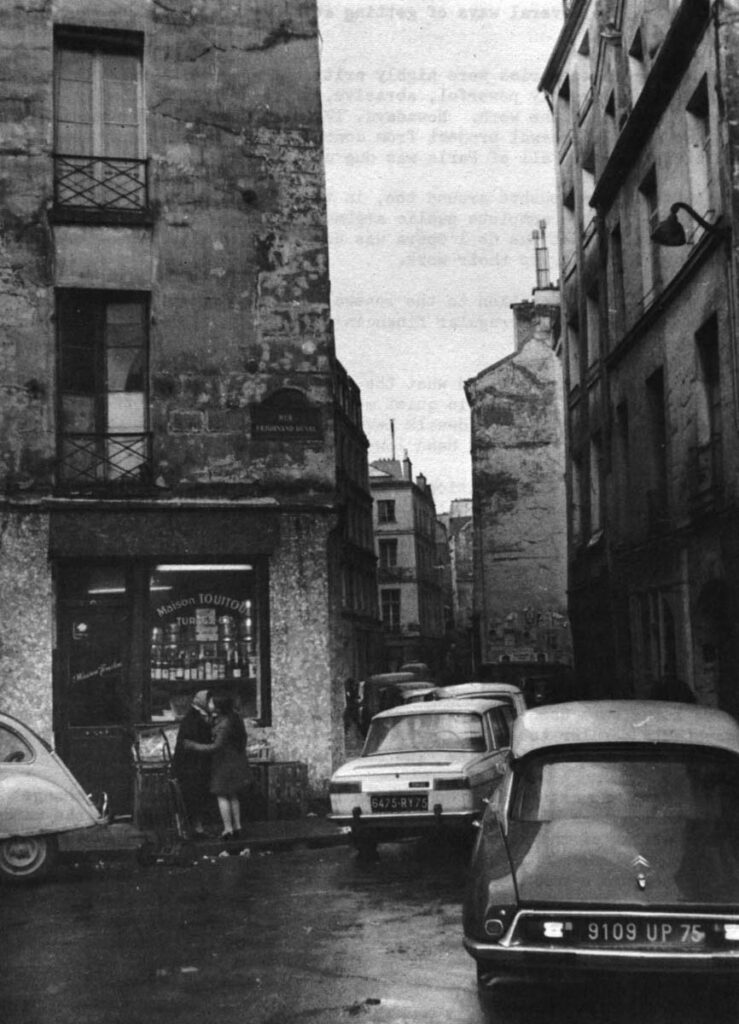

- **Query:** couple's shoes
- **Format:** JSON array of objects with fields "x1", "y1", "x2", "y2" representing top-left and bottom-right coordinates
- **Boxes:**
[{"x1": 220, "y1": 829, "x2": 241, "y2": 841}]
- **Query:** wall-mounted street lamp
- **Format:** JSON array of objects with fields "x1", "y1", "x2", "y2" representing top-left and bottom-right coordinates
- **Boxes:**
[{"x1": 651, "y1": 201, "x2": 724, "y2": 246}]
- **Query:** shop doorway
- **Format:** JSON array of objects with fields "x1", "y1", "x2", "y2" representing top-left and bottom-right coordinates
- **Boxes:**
[{"x1": 55, "y1": 567, "x2": 136, "y2": 816}]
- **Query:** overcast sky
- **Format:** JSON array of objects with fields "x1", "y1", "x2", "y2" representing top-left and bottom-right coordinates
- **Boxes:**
[{"x1": 316, "y1": 0, "x2": 564, "y2": 512}]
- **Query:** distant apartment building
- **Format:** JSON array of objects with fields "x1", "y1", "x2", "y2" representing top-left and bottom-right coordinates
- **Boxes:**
[
  {"x1": 0, "y1": 0, "x2": 378, "y2": 809},
  {"x1": 540, "y1": 0, "x2": 739, "y2": 709},
  {"x1": 465, "y1": 267, "x2": 571, "y2": 672},
  {"x1": 370, "y1": 454, "x2": 445, "y2": 672}
]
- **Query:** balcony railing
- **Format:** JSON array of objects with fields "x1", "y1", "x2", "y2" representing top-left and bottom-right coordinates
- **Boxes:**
[
  {"x1": 58, "y1": 432, "x2": 152, "y2": 487},
  {"x1": 53, "y1": 154, "x2": 149, "y2": 213}
]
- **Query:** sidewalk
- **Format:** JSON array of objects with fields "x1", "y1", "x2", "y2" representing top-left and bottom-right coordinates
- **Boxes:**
[{"x1": 58, "y1": 815, "x2": 353, "y2": 865}]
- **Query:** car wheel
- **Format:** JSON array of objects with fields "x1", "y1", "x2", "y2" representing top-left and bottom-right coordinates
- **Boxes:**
[{"x1": 0, "y1": 835, "x2": 57, "y2": 883}]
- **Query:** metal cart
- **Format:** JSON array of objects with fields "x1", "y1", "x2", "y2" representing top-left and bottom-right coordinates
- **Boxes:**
[{"x1": 131, "y1": 725, "x2": 189, "y2": 842}]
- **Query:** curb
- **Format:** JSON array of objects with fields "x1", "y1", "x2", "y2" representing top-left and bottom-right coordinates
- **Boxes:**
[{"x1": 58, "y1": 826, "x2": 353, "y2": 866}]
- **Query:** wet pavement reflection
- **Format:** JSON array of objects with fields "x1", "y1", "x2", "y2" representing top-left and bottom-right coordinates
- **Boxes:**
[{"x1": 0, "y1": 837, "x2": 738, "y2": 1023}]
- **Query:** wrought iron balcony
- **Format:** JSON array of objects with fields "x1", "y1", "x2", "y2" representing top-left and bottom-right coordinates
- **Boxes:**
[
  {"x1": 58, "y1": 432, "x2": 152, "y2": 488},
  {"x1": 53, "y1": 153, "x2": 149, "y2": 215}
]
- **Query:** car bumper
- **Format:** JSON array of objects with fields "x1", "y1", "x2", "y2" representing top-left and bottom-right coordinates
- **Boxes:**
[
  {"x1": 463, "y1": 935, "x2": 739, "y2": 977},
  {"x1": 330, "y1": 809, "x2": 478, "y2": 833}
]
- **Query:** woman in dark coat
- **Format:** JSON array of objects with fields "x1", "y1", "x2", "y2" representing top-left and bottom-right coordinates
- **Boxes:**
[
  {"x1": 186, "y1": 693, "x2": 251, "y2": 840},
  {"x1": 172, "y1": 689, "x2": 212, "y2": 836}
]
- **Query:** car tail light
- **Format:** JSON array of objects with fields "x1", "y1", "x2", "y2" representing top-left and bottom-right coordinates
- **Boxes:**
[
  {"x1": 329, "y1": 781, "x2": 361, "y2": 794},
  {"x1": 435, "y1": 777, "x2": 470, "y2": 790}
]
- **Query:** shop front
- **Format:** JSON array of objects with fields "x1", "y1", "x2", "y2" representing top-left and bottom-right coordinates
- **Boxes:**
[{"x1": 50, "y1": 508, "x2": 276, "y2": 816}]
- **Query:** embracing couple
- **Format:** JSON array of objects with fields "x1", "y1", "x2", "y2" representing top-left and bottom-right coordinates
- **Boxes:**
[{"x1": 173, "y1": 691, "x2": 252, "y2": 840}]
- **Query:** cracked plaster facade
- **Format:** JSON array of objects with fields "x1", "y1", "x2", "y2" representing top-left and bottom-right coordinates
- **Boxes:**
[{"x1": 0, "y1": 0, "x2": 379, "y2": 805}]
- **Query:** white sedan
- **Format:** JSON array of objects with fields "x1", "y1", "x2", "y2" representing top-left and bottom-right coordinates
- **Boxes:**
[{"x1": 329, "y1": 698, "x2": 512, "y2": 856}]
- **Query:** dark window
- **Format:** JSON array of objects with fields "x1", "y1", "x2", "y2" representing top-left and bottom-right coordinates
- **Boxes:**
[
  {"x1": 377, "y1": 500, "x2": 396, "y2": 524},
  {"x1": 379, "y1": 538, "x2": 398, "y2": 568},
  {"x1": 646, "y1": 367, "x2": 668, "y2": 522},
  {"x1": 57, "y1": 289, "x2": 149, "y2": 485},
  {"x1": 380, "y1": 588, "x2": 401, "y2": 630}
]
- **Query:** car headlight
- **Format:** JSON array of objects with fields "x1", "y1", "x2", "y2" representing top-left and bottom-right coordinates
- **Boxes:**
[
  {"x1": 435, "y1": 777, "x2": 470, "y2": 790},
  {"x1": 329, "y1": 781, "x2": 362, "y2": 794}
]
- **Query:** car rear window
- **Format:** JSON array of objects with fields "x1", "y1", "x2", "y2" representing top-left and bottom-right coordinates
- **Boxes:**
[
  {"x1": 364, "y1": 712, "x2": 485, "y2": 755},
  {"x1": 510, "y1": 748, "x2": 739, "y2": 821}
]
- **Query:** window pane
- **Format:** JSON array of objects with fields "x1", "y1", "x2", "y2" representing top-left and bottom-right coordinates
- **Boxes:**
[
  {"x1": 107, "y1": 392, "x2": 144, "y2": 432},
  {"x1": 107, "y1": 346, "x2": 144, "y2": 392},
  {"x1": 61, "y1": 394, "x2": 96, "y2": 432},
  {"x1": 103, "y1": 53, "x2": 138, "y2": 83},
  {"x1": 61, "y1": 346, "x2": 96, "y2": 394},
  {"x1": 512, "y1": 751, "x2": 739, "y2": 821},
  {"x1": 148, "y1": 567, "x2": 258, "y2": 722}
]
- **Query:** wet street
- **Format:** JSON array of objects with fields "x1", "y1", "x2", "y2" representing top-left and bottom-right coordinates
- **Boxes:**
[{"x1": 1, "y1": 839, "x2": 739, "y2": 1024}]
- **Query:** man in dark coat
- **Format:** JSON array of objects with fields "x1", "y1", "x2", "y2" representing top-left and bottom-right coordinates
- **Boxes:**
[{"x1": 172, "y1": 690, "x2": 212, "y2": 836}]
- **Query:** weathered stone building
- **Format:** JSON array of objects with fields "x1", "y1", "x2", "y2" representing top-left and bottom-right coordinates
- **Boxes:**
[
  {"x1": 369, "y1": 454, "x2": 445, "y2": 673},
  {"x1": 465, "y1": 289, "x2": 572, "y2": 671},
  {"x1": 540, "y1": 0, "x2": 739, "y2": 708},
  {"x1": 0, "y1": 0, "x2": 379, "y2": 810}
]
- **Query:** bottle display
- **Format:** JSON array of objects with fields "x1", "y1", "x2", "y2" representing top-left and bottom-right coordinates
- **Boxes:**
[{"x1": 149, "y1": 605, "x2": 256, "y2": 685}]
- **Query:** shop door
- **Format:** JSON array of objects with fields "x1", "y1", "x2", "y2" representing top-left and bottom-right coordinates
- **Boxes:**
[{"x1": 57, "y1": 602, "x2": 135, "y2": 817}]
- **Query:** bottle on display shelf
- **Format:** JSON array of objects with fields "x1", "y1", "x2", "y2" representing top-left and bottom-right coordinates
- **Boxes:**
[
  {"x1": 230, "y1": 643, "x2": 242, "y2": 679},
  {"x1": 196, "y1": 646, "x2": 206, "y2": 681},
  {"x1": 174, "y1": 646, "x2": 185, "y2": 682},
  {"x1": 150, "y1": 644, "x2": 163, "y2": 681},
  {"x1": 164, "y1": 643, "x2": 178, "y2": 681}
]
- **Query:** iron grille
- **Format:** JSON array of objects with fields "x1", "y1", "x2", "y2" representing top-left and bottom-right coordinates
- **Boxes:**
[
  {"x1": 59, "y1": 432, "x2": 152, "y2": 486},
  {"x1": 53, "y1": 154, "x2": 148, "y2": 211}
]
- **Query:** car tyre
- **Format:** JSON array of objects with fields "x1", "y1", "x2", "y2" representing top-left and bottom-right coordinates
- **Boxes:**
[{"x1": 0, "y1": 834, "x2": 57, "y2": 883}]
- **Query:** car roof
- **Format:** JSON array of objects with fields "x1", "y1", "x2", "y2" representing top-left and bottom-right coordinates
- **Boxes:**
[
  {"x1": 373, "y1": 697, "x2": 507, "y2": 720},
  {"x1": 435, "y1": 682, "x2": 523, "y2": 696},
  {"x1": 512, "y1": 700, "x2": 739, "y2": 758}
]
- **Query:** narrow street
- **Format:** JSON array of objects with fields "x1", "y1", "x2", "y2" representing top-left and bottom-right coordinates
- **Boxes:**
[{"x1": 2, "y1": 840, "x2": 738, "y2": 1024}]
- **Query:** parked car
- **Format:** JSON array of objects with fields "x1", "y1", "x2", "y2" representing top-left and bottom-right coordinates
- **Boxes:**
[
  {"x1": 432, "y1": 682, "x2": 527, "y2": 717},
  {"x1": 329, "y1": 698, "x2": 512, "y2": 856},
  {"x1": 0, "y1": 711, "x2": 104, "y2": 882},
  {"x1": 357, "y1": 671, "x2": 436, "y2": 735},
  {"x1": 463, "y1": 700, "x2": 739, "y2": 995}
]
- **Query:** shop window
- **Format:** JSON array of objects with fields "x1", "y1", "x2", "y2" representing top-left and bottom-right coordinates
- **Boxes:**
[
  {"x1": 379, "y1": 538, "x2": 398, "y2": 568},
  {"x1": 54, "y1": 26, "x2": 147, "y2": 215},
  {"x1": 377, "y1": 499, "x2": 396, "y2": 524},
  {"x1": 381, "y1": 588, "x2": 401, "y2": 631},
  {"x1": 149, "y1": 564, "x2": 262, "y2": 722},
  {"x1": 57, "y1": 289, "x2": 149, "y2": 487}
]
